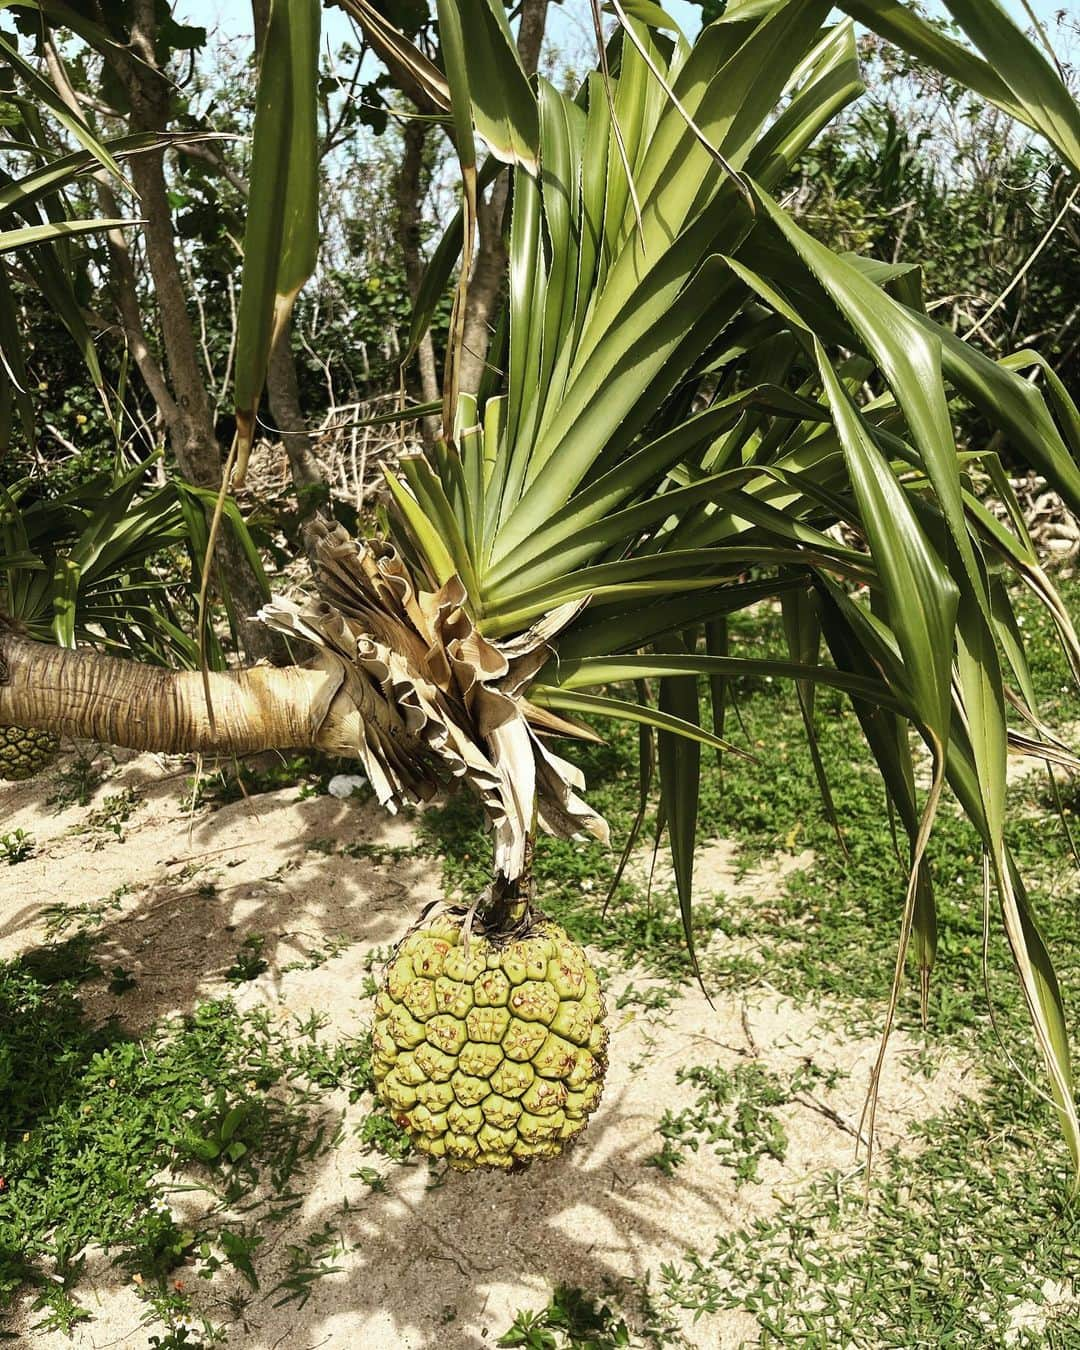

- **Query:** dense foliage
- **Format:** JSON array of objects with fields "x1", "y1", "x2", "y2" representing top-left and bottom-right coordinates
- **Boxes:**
[
  {"x1": 3, "y1": 7, "x2": 1077, "y2": 500},
  {"x1": 797, "y1": 25, "x2": 1080, "y2": 406}
]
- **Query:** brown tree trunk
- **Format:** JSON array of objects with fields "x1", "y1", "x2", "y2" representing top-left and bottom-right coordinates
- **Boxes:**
[
  {"x1": 267, "y1": 320, "x2": 327, "y2": 496},
  {"x1": 517, "y1": 0, "x2": 549, "y2": 75},
  {"x1": 42, "y1": 40, "x2": 182, "y2": 441},
  {"x1": 458, "y1": 175, "x2": 510, "y2": 398},
  {"x1": 0, "y1": 631, "x2": 357, "y2": 758},
  {"x1": 396, "y1": 117, "x2": 441, "y2": 442}
]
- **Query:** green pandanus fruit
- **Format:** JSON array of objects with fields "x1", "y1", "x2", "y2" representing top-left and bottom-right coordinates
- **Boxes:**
[{"x1": 372, "y1": 904, "x2": 608, "y2": 1171}]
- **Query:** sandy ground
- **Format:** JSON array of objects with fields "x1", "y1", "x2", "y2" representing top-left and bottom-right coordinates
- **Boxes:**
[{"x1": 1, "y1": 748, "x2": 974, "y2": 1349}]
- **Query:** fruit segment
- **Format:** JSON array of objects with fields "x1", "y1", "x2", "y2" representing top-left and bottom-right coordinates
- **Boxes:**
[{"x1": 0, "y1": 725, "x2": 59, "y2": 781}]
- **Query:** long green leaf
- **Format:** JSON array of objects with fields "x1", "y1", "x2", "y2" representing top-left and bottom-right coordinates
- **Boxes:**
[
  {"x1": 453, "y1": 0, "x2": 539, "y2": 171},
  {"x1": 0, "y1": 217, "x2": 130, "y2": 252},
  {"x1": 657, "y1": 658, "x2": 705, "y2": 987},
  {"x1": 234, "y1": 0, "x2": 320, "y2": 476},
  {"x1": 841, "y1": 0, "x2": 1080, "y2": 176},
  {"x1": 553, "y1": 652, "x2": 900, "y2": 708},
  {"x1": 0, "y1": 29, "x2": 129, "y2": 186},
  {"x1": 748, "y1": 187, "x2": 988, "y2": 631},
  {"x1": 530, "y1": 686, "x2": 749, "y2": 757}
]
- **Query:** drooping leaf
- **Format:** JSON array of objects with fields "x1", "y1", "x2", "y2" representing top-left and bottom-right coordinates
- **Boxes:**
[{"x1": 233, "y1": 0, "x2": 321, "y2": 478}]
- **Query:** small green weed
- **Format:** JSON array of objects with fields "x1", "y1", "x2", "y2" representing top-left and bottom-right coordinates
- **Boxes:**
[
  {"x1": 288, "y1": 1030, "x2": 374, "y2": 1101},
  {"x1": 280, "y1": 932, "x2": 354, "y2": 973},
  {"x1": 116, "y1": 1203, "x2": 197, "y2": 1282},
  {"x1": 269, "y1": 1219, "x2": 347, "y2": 1309},
  {"x1": 107, "y1": 965, "x2": 137, "y2": 995},
  {"x1": 78, "y1": 787, "x2": 141, "y2": 841},
  {"x1": 304, "y1": 837, "x2": 423, "y2": 865},
  {"x1": 179, "y1": 1087, "x2": 263, "y2": 1167},
  {"x1": 360, "y1": 945, "x2": 392, "y2": 998},
  {"x1": 148, "y1": 1325, "x2": 212, "y2": 1349},
  {"x1": 357, "y1": 1107, "x2": 413, "y2": 1163},
  {"x1": 225, "y1": 934, "x2": 269, "y2": 983},
  {"x1": 186, "y1": 751, "x2": 342, "y2": 809},
  {"x1": 0, "y1": 828, "x2": 35, "y2": 864},
  {"x1": 614, "y1": 982, "x2": 675, "y2": 1013},
  {"x1": 42, "y1": 884, "x2": 129, "y2": 939},
  {"x1": 350, "y1": 1164, "x2": 388, "y2": 1192},
  {"x1": 217, "y1": 1226, "x2": 264, "y2": 1288},
  {"x1": 645, "y1": 1062, "x2": 793, "y2": 1183},
  {"x1": 47, "y1": 750, "x2": 104, "y2": 810},
  {"x1": 339, "y1": 839, "x2": 421, "y2": 864},
  {"x1": 497, "y1": 1285, "x2": 631, "y2": 1348}
]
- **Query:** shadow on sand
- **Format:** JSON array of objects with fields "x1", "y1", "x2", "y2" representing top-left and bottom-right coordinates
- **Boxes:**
[{"x1": 2, "y1": 748, "x2": 746, "y2": 1349}]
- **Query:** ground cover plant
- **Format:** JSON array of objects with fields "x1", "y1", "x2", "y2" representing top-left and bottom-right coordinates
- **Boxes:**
[{"x1": 1, "y1": 0, "x2": 1080, "y2": 1343}]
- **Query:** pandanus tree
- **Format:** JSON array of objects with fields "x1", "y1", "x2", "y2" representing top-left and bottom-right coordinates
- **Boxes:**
[{"x1": 3, "y1": 0, "x2": 1080, "y2": 1172}]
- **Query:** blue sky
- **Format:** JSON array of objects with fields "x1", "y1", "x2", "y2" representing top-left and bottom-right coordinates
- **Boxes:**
[{"x1": 176, "y1": 0, "x2": 1072, "y2": 46}]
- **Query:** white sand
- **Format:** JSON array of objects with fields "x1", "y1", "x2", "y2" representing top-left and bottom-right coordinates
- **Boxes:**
[{"x1": 1, "y1": 749, "x2": 970, "y2": 1348}]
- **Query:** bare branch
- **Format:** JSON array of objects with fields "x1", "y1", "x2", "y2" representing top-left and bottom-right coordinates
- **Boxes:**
[{"x1": 172, "y1": 139, "x2": 249, "y2": 196}]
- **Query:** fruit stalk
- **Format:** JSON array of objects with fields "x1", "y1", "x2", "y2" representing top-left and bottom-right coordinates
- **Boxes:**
[{"x1": 480, "y1": 834, "x2": 536, "y2": 932}]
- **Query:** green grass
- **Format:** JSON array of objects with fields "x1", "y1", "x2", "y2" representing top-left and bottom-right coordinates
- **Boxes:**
[
  {"x1": 0, "y1": 935, "x2": 405, "y2": 1338},
  {"x1": 626, "y1": 579, "x2": 1079, "y2": 1343},
  {"x1": 185, "y1": 750, "x2": 361, "y2": 811},
  {"x1": 645, "y1": 1060, "x2": 842, "y2": 1184},
  {"x1": 77, "y1": 786, "x2": 143, "y2": 841},
  {"x1": 655, "y1": 1064, "x2": 1080, "y2": 1345}
]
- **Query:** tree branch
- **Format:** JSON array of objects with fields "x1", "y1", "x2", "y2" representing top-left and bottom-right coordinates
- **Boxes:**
[
  {"x1": 173, "y1": 139, "x2": 249, "y2": 196},
  {"x1": 107, "y1": 12, "x2": 220, "y2": 479},
  {"x1": 517, "y1": 0, "x2": 549, "y2": 77},
  {"x1": 396, "y1": 115, "x2": 441, "y2": 439},
  {"x1": 0, "y1": 631, "x2": 357, "y2": 759},
  {"x1": 267, "y1": 319, "x2": 328, "y2": 495},
  {"x1": 103, "y1": 0, "x2": 276, "y2": 660}
]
